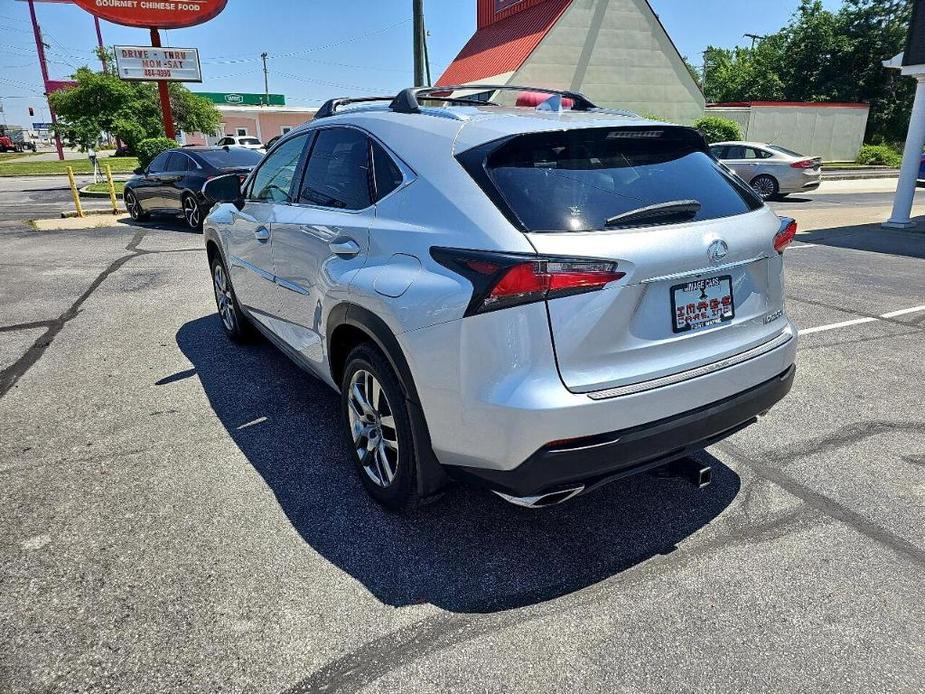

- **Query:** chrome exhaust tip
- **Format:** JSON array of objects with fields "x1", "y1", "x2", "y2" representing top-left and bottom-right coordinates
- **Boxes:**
[{"x1": 493, "y1": 485, "x2": 585, "y2": 509}]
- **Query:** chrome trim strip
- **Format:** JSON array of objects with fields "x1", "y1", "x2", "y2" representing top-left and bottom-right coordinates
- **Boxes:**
[
  {"x1": 640, "y1": 255, "x2": 766, "y2": 285},
  {"x1": 229, "y1": 255, "x2": 275, "y2": 283},
  {"x1": 276, "y1": 277, "x2": 311, "y2": 296},
  {"x1": 587, "y1": 330, "x2": 793, "y2": 400}
]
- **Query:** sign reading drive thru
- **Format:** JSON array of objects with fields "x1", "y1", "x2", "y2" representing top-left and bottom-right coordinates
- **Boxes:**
[{"x1": 114, "y1": 46, "x2": 202, "y2": 82}]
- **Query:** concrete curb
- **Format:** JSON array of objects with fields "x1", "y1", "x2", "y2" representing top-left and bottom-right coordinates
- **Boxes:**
[
  {"x1": 822, "y1": 170, "x2": 899, "y2": 181},
  {"x1": 78, "y1": 185, "x2": 124, "y2": 198},
  {"x1": 61, "y1": 208, "x2": 124, "y2": 219}
]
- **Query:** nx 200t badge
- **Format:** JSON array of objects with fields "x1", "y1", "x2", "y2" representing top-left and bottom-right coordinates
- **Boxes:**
[{"x1": 708, "y1": 239, "x2": 729, "y2": 263}]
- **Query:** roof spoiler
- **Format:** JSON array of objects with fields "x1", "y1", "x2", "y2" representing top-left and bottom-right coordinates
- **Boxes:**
[{"x1": 314, "y1": 85, "x2": 599, "y2": 119}]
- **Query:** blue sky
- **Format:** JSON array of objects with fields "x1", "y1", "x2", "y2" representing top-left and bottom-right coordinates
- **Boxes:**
[{"x1": 0, "y1": 0, "x2": 843, "y2": 129}]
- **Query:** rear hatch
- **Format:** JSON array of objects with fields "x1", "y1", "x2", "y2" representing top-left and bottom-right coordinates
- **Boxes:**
[{"x1": 461, "y1": 125, "x2": 789, "y2": 394}]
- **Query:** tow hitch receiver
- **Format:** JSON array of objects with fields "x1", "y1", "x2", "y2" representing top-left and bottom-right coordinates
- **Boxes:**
[{"x1": 652, "y1": 457, "x2": 713, "y2": 488}]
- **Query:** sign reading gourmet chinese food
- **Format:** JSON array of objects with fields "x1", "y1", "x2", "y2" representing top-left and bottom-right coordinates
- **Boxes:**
[{"x1": 72, "y1": 0, "x2": 228, "y2": 29}]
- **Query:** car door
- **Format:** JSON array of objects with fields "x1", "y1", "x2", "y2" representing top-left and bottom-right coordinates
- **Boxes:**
[
  {"x1": 720, "y1": 145, "x2": 750, "y2": 180},
  {"x1": 135, "y1": 151, "x2": 170, "y2": 208},
  {"x1": 270, "y1": 127, "x2": 374, "y2": 372},
  {"x1": 161, "y1": 152, "x2": 191, "y2": 212},
  {"x1": 224, "y1": 134, "x2": 310, "y2": 326}
]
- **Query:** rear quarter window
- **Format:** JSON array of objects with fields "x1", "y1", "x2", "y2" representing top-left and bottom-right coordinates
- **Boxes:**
[{"x1": 459, "y1": 127, "x2": 762, "y2": 232}]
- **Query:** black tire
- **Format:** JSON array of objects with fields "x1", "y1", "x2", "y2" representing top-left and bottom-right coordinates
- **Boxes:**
[
  {"x1": 124, "y1": 189, "x2": 148, "y2": 221},
  {"x1": 341, "y1": 344, "x2": 419, "y2": 511},
  {"x1": 750, "y1": 174, "x2": 779, "y2": 200},
  {"x1": 209, "y1": 254, "x2": 254, "y2": 342},
  {"x1": 182, "y1": 192, "x2": 204, "y2": 232}
]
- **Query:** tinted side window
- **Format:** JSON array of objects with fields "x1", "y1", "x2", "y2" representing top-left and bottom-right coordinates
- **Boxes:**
[
  {"x1": 710, "y1": 146, "x2": 727, "y2": 159},
  {"x1": 299, "y1": 128, "x2": 372, "y2": 210},
  {"x1": 371, "y1": 141, "x2": 404, "y2": 201},
  {"x1": 148, "y1": 152, "x2": 170, "y2": 173},
  {"x1": 166, "y1": 153, "x2": 190, "y2": 171},
  {"x1": 725, "y1": 145, "x2": 746, "y2": 159},
  {"x1": 248, "y1": 133, "x2": 308, "y2": 203}
]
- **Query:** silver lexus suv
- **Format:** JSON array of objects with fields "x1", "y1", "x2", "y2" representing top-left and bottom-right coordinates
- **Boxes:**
[{"x1": 201, "y1": 86, "x2": 797, "y2": 511}]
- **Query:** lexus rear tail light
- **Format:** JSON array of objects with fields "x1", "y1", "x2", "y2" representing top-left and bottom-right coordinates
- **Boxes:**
[
  {"x1": 431, "y1": 248, "x2": 625, "y2": 316},
  {"x1": 790, "y1": 159, "x2": 814, "y2": 169},
  {"x1": 774, "y1": 217, "x2": 797, "y2": 253}
]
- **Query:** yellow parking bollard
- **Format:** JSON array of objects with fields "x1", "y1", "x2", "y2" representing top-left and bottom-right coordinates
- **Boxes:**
[
  {"x1": 66, "y1": 166, "x2": 85, "y2": 218},
  {"x1": 105, "y1": 164, "x2": 119, "y2": 214}
]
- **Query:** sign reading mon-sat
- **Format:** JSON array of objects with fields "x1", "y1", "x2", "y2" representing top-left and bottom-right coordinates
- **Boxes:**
[
  {"x1": 114, "y1": 46, "x2": 202, "y2": 82},
  {"x1": 72, "y1": 0, "x2": 228, "y2": 29}
]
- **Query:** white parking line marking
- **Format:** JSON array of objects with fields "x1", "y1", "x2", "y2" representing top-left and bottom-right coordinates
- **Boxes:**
[
  {"x1": 788, "y1": 243, "x2": 818, "y2": 249},
  {"x1": 880, "y1": 305, "x2": 925, "y2": 319},
  {"x1": 799, "y1": 317, "x2": 879, "y2": 335},
  {"x1": 799, "y1": 304, "x2": 925, "y2": 335}
]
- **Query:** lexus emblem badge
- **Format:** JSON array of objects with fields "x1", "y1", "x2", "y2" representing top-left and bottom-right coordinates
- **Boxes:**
[{"x1": 708, "y1": 239, "x2": 729, "y2": 264}]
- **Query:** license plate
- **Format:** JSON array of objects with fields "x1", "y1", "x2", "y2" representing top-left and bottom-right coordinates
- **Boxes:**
[{"x1": 671, "y1": 275, "x2": 734, "y2": 333}]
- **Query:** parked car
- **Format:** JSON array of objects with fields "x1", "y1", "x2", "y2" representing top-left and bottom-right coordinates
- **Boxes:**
[
  {"x1": 216, "y1": 135, "x2": 265, "y2": 151},
  {"x1": 709, "y1": 141, "x2": 822, "y2": 199},
  {"x1": 919, "y1": 153, "x2": 925, "y2": 182},
  {"x1": 202, "y1": 86, "x2": 797, "y2": 510},
  {"x1": 124, "y1": 146, "x2": 264, "y2": 230}
]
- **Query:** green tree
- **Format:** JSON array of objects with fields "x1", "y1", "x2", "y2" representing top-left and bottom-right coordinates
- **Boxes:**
[
  {"x1": 693, "y1": 115, "x2": 742, "y2": 143},
  {"x1": 49, "y1": 61, "x2": 221, "y2": 152},
  {"x1": 701, "y1": 0, "x2": 913, "y2": 145}
]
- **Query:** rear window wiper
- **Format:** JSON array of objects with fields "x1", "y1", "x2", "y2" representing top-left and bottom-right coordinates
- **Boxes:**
[{"x1": 604, "y1": 199, "x2": 702, "y2": 228}]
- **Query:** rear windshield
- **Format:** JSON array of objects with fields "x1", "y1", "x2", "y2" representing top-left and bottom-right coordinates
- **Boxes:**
[
  {"x1": 464, "y1": 127, "x2": 761, "y2": 232},
  {"x1": 767, "y1": 144, "x2": 804, "y2": 157},
  {"x1": 197, "y1": 147, "x2": 264, "y2": 168},
  {"x1": 240, "y1": 137, "x2": 262, "y2": 146}
]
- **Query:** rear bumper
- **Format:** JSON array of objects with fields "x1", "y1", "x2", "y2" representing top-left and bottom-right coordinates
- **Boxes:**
[{"x1": 448, "y1": 365, "x2": 795, "y2": 498}]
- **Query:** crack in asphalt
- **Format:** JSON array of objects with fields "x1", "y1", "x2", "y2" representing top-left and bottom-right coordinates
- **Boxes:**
[
  {"x1": 716, "y1": 424, "x2": 925, "y2": 571},
  {"x1": 281, "y1": 507, "x2": 816, "y2": 694},
  {"x1": 797, "y1": 328, "x2": 923, "y2": 353},
  {"x1": 0, "y1": 229, "x2": 201, "y2": 399}
]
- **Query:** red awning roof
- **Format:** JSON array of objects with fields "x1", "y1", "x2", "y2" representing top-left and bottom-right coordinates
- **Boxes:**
[{"x1": 436, "y1": 0, "x2": 572, "y2": 87}]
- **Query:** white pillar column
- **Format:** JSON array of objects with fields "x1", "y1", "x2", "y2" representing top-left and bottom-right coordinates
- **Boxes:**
[{"x1": 884, "y1": 74, "x2": 925, "y2": 228}]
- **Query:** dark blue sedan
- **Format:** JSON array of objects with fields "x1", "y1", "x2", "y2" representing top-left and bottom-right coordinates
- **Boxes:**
[{"x1": 124, "y1": 146, "x2": 263, "y2": 230}]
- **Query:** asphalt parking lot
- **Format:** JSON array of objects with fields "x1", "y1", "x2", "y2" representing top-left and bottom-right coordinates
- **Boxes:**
[{"x1": 1, "y1": 180, "x2": 923, "y2": 692}]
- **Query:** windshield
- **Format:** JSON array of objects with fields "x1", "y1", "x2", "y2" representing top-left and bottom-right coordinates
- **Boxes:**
[
  {"x1": 767, "y1": 144, "x2": 805, "y2": 157},
  {"x1": 464, "y1": 127, "x2": 761, "y2": 232},
  {"x1": 197, "y1": 148, "x2": 264, "y2": 168}
]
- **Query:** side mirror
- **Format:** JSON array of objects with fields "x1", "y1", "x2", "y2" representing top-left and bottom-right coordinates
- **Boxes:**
[
  {"x1": 133, "y1": 167, "x2": 144, "y2": 175},
  {"x1": 203, "y1": 174, "x2": 244, "y2": 210}
]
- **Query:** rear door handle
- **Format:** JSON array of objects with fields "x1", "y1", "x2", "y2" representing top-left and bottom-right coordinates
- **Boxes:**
[
  {"x1": 254, "y1": 226, "x2": 270, "y2": 242},
  {"x1": 328, "y1": 237, "x2": 360, "y2": 258}
]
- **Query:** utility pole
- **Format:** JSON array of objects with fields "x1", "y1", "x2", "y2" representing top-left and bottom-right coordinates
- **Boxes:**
[
  {"x1": 744, "y1": 33, "x2": 768, "y2": 49},
  {"x1": 413, "y1": 0, "x2": 426, "y2": 87},
  {"x1": 261, "y1": 52, "x2": 269, "y2": 105}
]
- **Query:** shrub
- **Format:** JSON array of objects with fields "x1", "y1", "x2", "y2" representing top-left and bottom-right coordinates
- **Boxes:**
[
  {"x1": 856, "y1": 144, "x2": 902, "y2": 168},
  {"x1": 692, "y1": 116, "x2": 742, "y2": 143},
  {"x1": 136, "y1": 137, "x2": 179, "y2": 170}
]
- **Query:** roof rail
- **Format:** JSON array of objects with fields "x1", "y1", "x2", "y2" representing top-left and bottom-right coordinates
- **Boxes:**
[
  {"x1": 389, "y1": 84, "x2": 599, "y2": 114},
  {"x1": 314, "y1": 95, "x2": 396, "y2": 120}
]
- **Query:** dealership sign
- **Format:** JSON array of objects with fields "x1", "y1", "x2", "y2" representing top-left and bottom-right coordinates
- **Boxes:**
[
  {"x1": 71, "y1": 0, "x2": 228, "y2": 28},
  {"x1": 114, "y1": 45, "x2": 202, "y2": 82}
]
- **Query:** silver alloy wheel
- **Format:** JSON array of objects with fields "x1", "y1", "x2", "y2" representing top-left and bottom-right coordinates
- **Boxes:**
[
  {"x1": 347, "y1": 369, "x2": 399, "y2": 487},
  {"x1": 212, "y1": 262, "x2": 236, "y2": 332},
  {"x1": 183, "y1": 196, "x2": 200, "y2": 228},
  {"x1": 751, "y1": 175, "x2": 777, "y2": 199},
  {"x1": 125, "y1": 191, "x2": 140, "y2": 220}
]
